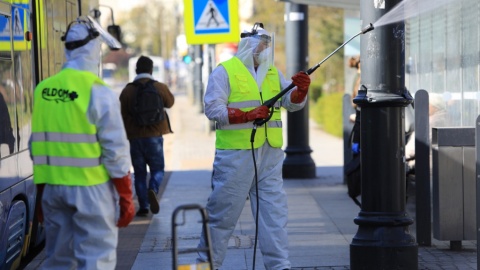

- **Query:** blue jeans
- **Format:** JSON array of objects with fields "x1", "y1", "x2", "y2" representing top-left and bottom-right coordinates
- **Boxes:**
[{"x1": 130, "y1": 136, "x2": 165, "y2": 210}]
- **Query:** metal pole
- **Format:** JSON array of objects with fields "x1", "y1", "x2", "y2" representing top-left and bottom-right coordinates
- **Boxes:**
[
  {"x1": 283, "y1": 2, "x2": 315, "y2": 179},
  {"x1": 193, "y1": 45, "x2": 204, "y2": 113},
  {"x1": 414, "y1": 90, "x2": 431, "y2": 246},
  {"x1": 207, "y1": 44, "x2": 216, "y2": 131},
  {"x1": 350, "y1": 0, "x2": 418, "y2": 268},
  {"x1": 476, "y1": 115, "x2": 480, "y2": 270}
]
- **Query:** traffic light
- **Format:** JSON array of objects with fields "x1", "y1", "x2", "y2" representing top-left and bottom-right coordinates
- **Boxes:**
[{"x1": 182, "y1": 54, "x2": 192, "y2": 64}]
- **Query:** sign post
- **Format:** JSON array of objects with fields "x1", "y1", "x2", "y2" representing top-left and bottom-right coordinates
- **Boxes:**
[{"x1": 183, "y1": 0, "x2": 239, "y2": 45}]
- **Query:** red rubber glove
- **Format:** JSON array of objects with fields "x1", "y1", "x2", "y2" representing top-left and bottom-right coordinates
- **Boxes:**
[
  {"x1": 35, "y1": 184, "x2": 45, "y2": 223},
  {"x1": 291, "y1": 71, "x2": 311, "y2": 103},
  {"x1": 245, "y1": 105, "x2": 269, "y2": 121},
  {"x1": 227, "y1": 106, "x2": 270, "y2": 124},
  {"x1": 112, "y1": 172, "x2": 135, "y2": 227}
]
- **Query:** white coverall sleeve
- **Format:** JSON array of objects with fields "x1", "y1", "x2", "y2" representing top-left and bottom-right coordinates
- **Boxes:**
[
  {"x1": 204, "y1": 66, "x2": 231, "y2": 126},
  {"x1": 279, "y1": 70, "x2": 307, "y2": 112},
  {"x1": 88, "y1": 84, "x2": 132, "y2": 178}
]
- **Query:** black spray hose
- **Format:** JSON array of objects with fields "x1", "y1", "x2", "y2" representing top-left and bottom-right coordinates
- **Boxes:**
[{"x1": 249, "y1": 23, "x2": 374, "y2": 270}]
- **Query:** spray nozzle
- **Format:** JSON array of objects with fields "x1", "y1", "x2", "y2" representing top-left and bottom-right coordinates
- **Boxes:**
[{"x1": 361, "y1": 23, "x2": 374, "y2": 34}]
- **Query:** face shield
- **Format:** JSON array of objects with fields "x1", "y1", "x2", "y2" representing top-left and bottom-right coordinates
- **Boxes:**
[
  {"x1": 252, "y1": 32, "x2": 274, "y2": 68},
  {"x1": 236, "y1": 23, "x2": 275, "y2": 89},
  {"x1": 62, "y1": 16, "x2": 121, "y2": 51},
  {"x1": 87, "y1": 16, "x2": 122, "y2": 50}
]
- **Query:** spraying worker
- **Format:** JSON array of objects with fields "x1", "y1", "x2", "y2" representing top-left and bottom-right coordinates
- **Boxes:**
[
  {"x1": 30, "y1": 16, "x2": 134, "y2": 269},
  {"x1": 197, "y1": 23, "x2": 311, "y2": 270}
]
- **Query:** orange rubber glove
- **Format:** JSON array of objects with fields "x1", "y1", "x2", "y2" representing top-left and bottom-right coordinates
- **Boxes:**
[
  {"x1": 35, "y1": 184, "x2": 45, "y2": 223},
  {"x1": 112, "y1": 172, "x2": 135, "y2": 227},
  {"x1": 290, "y1": 71, "x2": 311, "y2": 103},
  {"x1": 227, "y1": 106, "x2": 270, "y2": 124}
]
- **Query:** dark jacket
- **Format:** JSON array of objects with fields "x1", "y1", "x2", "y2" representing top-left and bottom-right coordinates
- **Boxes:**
[{"x1": 119, "y1": 77, "x2": 175, "y2": 140}]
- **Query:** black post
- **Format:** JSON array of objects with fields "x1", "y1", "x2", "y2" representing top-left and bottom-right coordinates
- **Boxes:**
[
  {"x1": 414, "y1": 90, "x2": 431, "y2": 246},
  {"x1": 343, "y1": 93, "x2": 355, "y2": 184},
  {"x1": 193, "y1": 45, "x2": 204, "y2": 113},
  {"x1": 283, "y1": 2, "x2": 315, "y2": 179},
  {"x1": 350, "y1": 1, "x2": 418, "y2": 269},
  {"x1": 476, "y1": 115, "x2": 480, "y2": 270}
]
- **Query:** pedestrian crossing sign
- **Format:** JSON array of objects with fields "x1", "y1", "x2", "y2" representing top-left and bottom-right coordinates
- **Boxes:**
[{"x1": 183, "y1": 0, "x2": 239, "y2": 44}]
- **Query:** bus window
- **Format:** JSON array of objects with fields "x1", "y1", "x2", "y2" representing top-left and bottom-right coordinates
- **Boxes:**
[
  {"x1": 0, "y1": 82, "x2": 14, "y2": 158},
  {"x1": 0, "y1": 14, "x2": 15, "y2": 159},
  {"x1": 13, "y1": 6, "x2": 33, "y2": 178}
]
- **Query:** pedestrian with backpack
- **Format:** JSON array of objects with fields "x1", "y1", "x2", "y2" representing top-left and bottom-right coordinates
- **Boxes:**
[{"x1": 119, "y1": 55, "x2": 174, "y2": 217}]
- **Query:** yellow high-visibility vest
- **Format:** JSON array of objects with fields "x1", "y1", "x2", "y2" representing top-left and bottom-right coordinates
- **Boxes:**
[
  {"x1": 31, "y1": 68, "x2": 109, "y2": 186},
  {"x1": 216, "y1": 57, "x2": 283, "y2": 150}
]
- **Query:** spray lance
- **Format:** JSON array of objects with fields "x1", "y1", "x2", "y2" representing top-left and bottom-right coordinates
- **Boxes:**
[{"x1": 251, "y1": 23, "x2": 375, "y2": 131}]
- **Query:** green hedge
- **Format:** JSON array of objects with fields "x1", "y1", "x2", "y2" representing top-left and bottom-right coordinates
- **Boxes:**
[
  {"x1": 309, "y1": 81, "x2": 323, "y2": 102},
  {"x1": 311, "y1": 91, "x2": 344, "y2": 138}
]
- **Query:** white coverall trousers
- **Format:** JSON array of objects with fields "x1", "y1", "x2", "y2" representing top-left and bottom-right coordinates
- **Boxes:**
[
  {"x1": 41, "y1": 182, "x2": 118, "y2": 270},
  {"x1": 198, "y1": 143, "x2": 291, "y2": 270}
]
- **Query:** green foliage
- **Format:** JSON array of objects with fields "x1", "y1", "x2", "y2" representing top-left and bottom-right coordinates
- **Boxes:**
[
  {"x1": 311, "y1": 91, "x2": 344, "y2": 138},
  {"x1": 247, "y1": 3, "x2": 344, "y2": 94},
  {"x1": 117, "y1": 4, "x2": 177, "y2": 58},
  {"x1": 309, "y1": 6, "x2": 345, "y2": 95},
  {"x1": 309, "y1": 81, "x2": 323, "y2": 102}
]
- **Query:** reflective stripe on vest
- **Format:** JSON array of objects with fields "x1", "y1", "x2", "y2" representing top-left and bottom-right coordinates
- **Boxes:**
[
  {"x1": 227, "y1": 100, "x2": 261, "y2": 109},
  {"x1": 216, "y1": 120, "x2": 282, "y2": 130},
  {"x1": 227, "y1": 100, "x2": 281, "y2": 110},
  {"x1": 31, "y1": 132, "x2": 98, "y2": 143},
  {"x1": 31, "y1": 68, "x2": 109, "y2": 186},
  {"x1": 215, "y1": 57, "x2": 283, "y2": 150},
  {"x1": 33, "y1": 156, "x2": 101, "y2": 167}
]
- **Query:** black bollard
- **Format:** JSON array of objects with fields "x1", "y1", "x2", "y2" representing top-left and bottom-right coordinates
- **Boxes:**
[
  {"x1": 349, "y1": 0, "x2": 418, "y2": 269},
  {"x1": 282, "y1": 2, "x2": 315, "y2": 179}
]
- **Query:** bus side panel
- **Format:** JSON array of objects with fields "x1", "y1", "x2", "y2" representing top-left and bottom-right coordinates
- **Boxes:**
[
  {"x1": 0, "y1": 187, "x2": 13, "y2": 267},
  {"x1": 1, "y1": 199, "x2": 27, "y2": 270}
]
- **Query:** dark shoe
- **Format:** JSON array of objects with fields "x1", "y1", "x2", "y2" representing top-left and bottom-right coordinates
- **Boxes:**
[
  {"x1": 136, "y1": 208, "x2": 149, "y2": 217},
  {"x1": 148, "y1": 189, "x2": 160, "y2": 214}
]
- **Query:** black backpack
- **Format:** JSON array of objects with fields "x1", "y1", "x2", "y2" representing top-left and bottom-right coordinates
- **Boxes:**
[{"x1": 129, "y1": 80, "x2": 164, "y2": 126}]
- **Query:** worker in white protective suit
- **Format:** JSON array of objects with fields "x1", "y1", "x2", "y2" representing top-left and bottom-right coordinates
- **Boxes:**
[
  {"x1": 196, "y1": 23, "x2": 311, "y2": 270},
  {"x1": 30, "y1": 16, "x2": 134, "y2": 270}
]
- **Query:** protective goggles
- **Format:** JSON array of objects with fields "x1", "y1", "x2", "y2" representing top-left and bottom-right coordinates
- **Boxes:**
[
  {"x1": 61, "y1": 17, "x2": 99, "y2": 50},
  {"x1": 62, "y1": 16, "x2": 121, "y2": 50},
  {"x1": 240, "y1": 22, "x2": 271, "y2": 43}
]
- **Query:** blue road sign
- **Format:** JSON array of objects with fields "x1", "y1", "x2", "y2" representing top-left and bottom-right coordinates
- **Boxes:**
[
  {"x1": 193, "y1": 0, "x2": 230, "y2": 35},
  {"x1": 184, "y1": 0, "x2": 239, "y2": 44}
]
